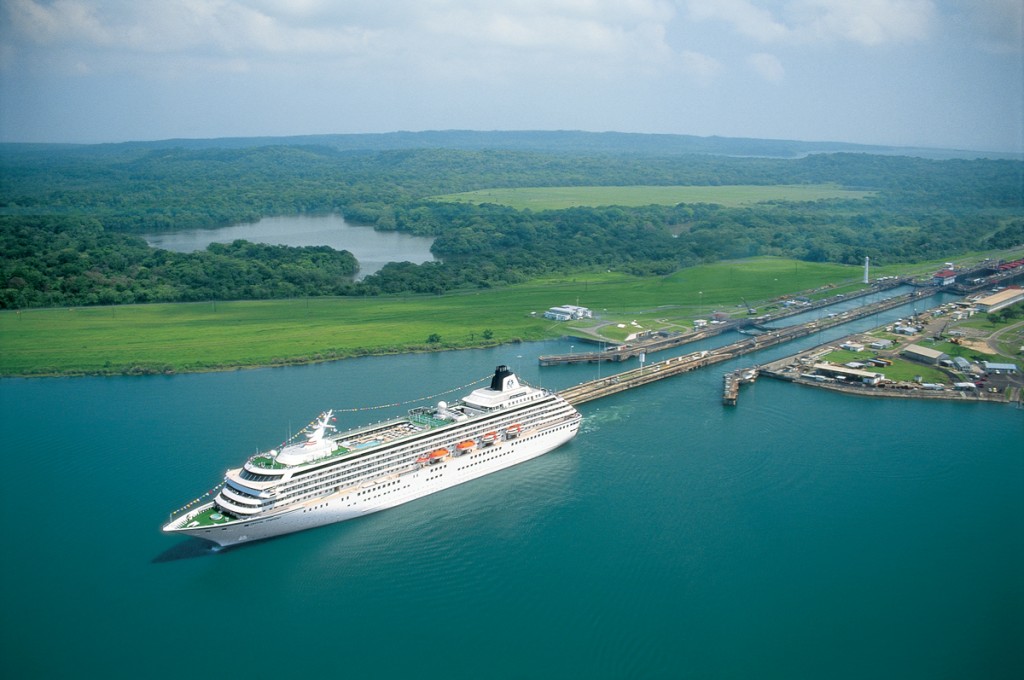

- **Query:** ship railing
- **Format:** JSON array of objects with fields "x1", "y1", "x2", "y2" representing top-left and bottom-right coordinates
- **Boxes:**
[{"x1": 167, "y1": 481, "x2": 225, "y2": 522}]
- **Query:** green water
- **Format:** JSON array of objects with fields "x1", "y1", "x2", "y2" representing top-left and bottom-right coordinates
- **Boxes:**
[{"x1": 1, "y1": 327, "x2": 1021, "y2": 678}]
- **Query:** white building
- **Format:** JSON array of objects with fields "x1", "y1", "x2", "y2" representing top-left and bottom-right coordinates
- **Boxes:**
[
  {"x1": 544, "y1": 305, "x2": 593, "y2": 321},
  {"x1": 975, "y1": 288, "x2": 1024, "y2": 313},
  {"x1": 902, "y1": 344, "x2": 948, "y2": 365},
  {"x1": 981, "y1": 361, "x2": 1018, "y2": 374}
]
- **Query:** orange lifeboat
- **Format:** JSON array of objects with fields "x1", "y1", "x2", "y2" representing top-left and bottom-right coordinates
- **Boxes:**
[
  {"x1": 429, "y1": 448, "x2": 450, "y2": 462},
  {"x1": 456, "y1": 440, "x2": 476, "y2": 454},
  {"x1": 505, "y1": 424, "x2": 522, "y2": 438},
  {"x1": 416, "y1": 454, "x2": 431, "y2": 465},
  {"x1": 482, "y1": 432, "x2": 498, "y2": 445}
]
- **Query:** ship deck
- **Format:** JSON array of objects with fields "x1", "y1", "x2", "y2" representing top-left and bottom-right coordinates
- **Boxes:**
[
  {"x1": 246, "y1": 413, "x2": 451, "y2": 472},
  {"x1": 183, "y1": 506, "x2": 237, "y2": 528}
]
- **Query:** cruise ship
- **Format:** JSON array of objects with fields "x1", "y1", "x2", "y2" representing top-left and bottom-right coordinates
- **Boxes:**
[{"x1": 163, "y1": 366, "x2": 582, "y2": 547}]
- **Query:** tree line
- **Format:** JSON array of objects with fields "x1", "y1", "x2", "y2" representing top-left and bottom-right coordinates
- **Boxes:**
[
  {"x1": 0, "y1": 215, "x2": 357, "y2": 307},
  {"x1": 1, "y1": 142, "x2": 1021, "y2": 308}
]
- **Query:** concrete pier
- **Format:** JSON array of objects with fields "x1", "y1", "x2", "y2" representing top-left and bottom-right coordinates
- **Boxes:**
[
  {"x1": 541, "y1": 280, "x2": 905, "y2": 366},
  {"x1": 556, "y1": 289, "x2": 936, "y2": 406}
]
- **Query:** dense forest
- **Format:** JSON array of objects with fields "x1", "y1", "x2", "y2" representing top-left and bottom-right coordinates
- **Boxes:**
[{"x1": 1, "y1": 132, "x2": 1022, "y2": 308}]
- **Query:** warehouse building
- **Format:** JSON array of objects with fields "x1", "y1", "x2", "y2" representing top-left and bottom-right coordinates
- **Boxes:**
[
  {"x1": 812, "y1": 363, "x2": 885, "y2": 385},
  {"x1": 974, "y1": 288, "x2": 1024, "y2": 313},
  {"x1": 902, "y1": 344, "x2": 949, "y2": 365}
]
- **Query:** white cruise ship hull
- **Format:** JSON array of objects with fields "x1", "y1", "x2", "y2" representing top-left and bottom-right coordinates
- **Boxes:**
[{"x1": 166, "y1": 418, "x2": 579, "y2": 548}]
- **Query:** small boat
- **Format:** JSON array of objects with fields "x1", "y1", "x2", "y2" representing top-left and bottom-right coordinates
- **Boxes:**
[
  {"x1": 505, "y1": 424, "x2": 522, "y2": 438},
  {"x1": 429, "y1": 448, "x2": 450, "y2": 462},
  {"x1": 482, "y1": 431, "x2": 498, "y2": 445},
  {"x1": 455, "y1": 440, "x2": 476, "y2": 454}
]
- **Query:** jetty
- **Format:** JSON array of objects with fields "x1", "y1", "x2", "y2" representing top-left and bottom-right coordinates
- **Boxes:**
[{"x1": 722, "y1": 368, "x2": 759, "y2": 406}]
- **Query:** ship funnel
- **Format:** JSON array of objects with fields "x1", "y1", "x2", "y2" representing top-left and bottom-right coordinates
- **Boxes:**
[{"x1": 490, "y1": 365, "x2": 520, "y2": 391}]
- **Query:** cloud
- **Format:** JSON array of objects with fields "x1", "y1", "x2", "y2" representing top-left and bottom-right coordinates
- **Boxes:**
[
  {"x1": 2, "y1": 0, "x2": 378, "y2": 55},
  {"x1": 678, "y1": 50, "x2": 724, "y2": 83},
  {"x1": 685, "y1": 0, "x2": 937, "y2": 46},
  {"x1": 788, "y1": 0, "x2": 935, "y2": 46},
  {"x1": 1, "y1": 0, "x2": 680, "y2": 83},
  {"x1": 3, "y1": 0, "x2": 114, "y2": 46},
  {"x1": 748, "y1": 52, "x2": 784, "y2": 81},
  {"x1": 685, "y1": 0, "x2": 790, "y2": 43}
]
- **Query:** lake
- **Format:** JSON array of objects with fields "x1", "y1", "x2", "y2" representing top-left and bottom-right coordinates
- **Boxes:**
[
  {"x1": 1, "y1": 296, "x2": 1021, "y2": 678},
  {"x1": 141, "y1": 214, "x2": 436, "y2": 278}
]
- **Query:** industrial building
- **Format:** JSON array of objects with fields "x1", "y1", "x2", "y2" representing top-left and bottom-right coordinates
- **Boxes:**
[
  {"x1": 981, "y1": 361, "x2": 1018, "y2": 374},
  {"x1": 812, "y1": 363, "x2": 885, "y2": 385},
  {"x1": 543, "y1": 305, "x2": 593, "y2": 321},
  {"x1": 974, "y1": 288, "x2": 1024, "y2": 313},
  {"x1": 901, "y1": 344, "x2": 949, "y2": 365}
]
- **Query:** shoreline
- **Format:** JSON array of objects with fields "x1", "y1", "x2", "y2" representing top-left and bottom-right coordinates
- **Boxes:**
[
  {"x1": 761, "y1": 369, "x2": 1018, "y2": 404},
  {"x1": 0, "y1": 337, "x2": 523, "y2": 379}
]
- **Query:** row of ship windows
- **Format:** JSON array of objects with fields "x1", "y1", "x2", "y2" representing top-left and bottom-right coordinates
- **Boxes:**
[
  {"x1": 239, "y1": 469, "x2": 281, "y2": 483},
  {"x1": 256, "y1": 406, "x2": 568, "y2": 501},
  {"x1": 424, "y1": 466, "x2": 447, "y2": 482},
  {"x1": 232, "y1": 420, "x2": 577, "y2": 513},
  {"x1": 464, "y1": 447, "x2": 512, "y2": 468},
  {"x1": 365, "y1": 483, "x2": 403, "y2": 499},
  {"x1": 283, "y1": 417, "x2": 535, "y2": 493},
  {"x1": 303, "y1": 409, "x2": 561, "y2": 489},
  {"x1": 357, "y1": 479, "x2": 401, "y2": 496}
]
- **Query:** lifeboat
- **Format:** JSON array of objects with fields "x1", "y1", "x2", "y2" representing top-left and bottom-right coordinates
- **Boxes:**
[
  {"x1": 416, "y1": 454, "x2": 431, "y2": 465},
  {"x1": 482, "y1": 432, "x2": 498, "y2": 445},
  {"x1": 456, "y1": 440, "x2": 476, "y2": 454},
  {"x1": 429, "y1": 448, "x2": 450, "y2": 463},
  {"x1": 505, "y1": 424, "x2": 522, "y2": 438}
]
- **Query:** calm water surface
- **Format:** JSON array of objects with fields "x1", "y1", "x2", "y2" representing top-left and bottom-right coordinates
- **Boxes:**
[
  {"x1": 141, "y1": 214, "x2": 436, "y2": 278},
  {"x1": 2, "y1": 306, "x2": 1022, "y2": 678}
]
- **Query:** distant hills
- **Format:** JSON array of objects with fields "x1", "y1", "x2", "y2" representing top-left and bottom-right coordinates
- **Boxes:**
[{"x1": 4, "y1": 130, "x2": 1016, "y2": 161}]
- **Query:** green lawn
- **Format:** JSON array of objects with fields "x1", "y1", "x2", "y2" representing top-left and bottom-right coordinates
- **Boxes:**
[
  {"x1": 432, "y1": 184, "x2": 874, "y2": 210},
  {"x1": 1, "y1": 257, "x2": 867, "y2": 376},
  {"x1": 821, "y1": 349, "x2": 950, "y2": 383}
]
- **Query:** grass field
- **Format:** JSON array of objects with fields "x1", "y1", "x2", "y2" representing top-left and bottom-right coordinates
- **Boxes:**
[
  {"x1": 432, "y1": 184, "x2": 875, "y2": 210},
  {"x1": 821, "y1": 349, "x2": 950, "y2": 383},
  {"x1": 1, "y1": 257, "x2": 870, "y2": 376}
]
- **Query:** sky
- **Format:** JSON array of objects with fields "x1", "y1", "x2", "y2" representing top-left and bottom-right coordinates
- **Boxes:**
[{"x1": 0, "y1": 0, "x2": 1021, "y2": 152}]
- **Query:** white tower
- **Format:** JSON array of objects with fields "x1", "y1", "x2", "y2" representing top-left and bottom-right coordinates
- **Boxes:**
[{"x1": 863, "y1": 256, "x2": 870, "y2": 284}]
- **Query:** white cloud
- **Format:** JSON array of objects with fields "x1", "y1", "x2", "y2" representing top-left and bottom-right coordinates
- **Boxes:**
[
  {"x1": 748, "y1": 52, "x2": 784, "y2": 81},
  {"x1": 1, "y1": 0, "x2": 678, "y2": 78},
  {"x1": 685, "y1": 0, "x2": 790, "y2": 43},
  {"x1": 420, "y1": 1, "x2": 675, "y2": 62},
  {"x1": 3, "y1": 1, "x2": 382, "y2": 55},
  {"x1": 4, "y1": 0, "x2": 114, "y2": 46},
  {"x1": 685, "y1": 0, "x2": 936, "y2": 46},
  {"x1": 788, "y1": 0, "x2": 935, "y2": 46},
  {"x1": 678, "y1": 50, "x2": 724, "y2": 83}
]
